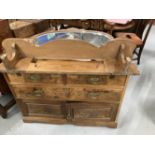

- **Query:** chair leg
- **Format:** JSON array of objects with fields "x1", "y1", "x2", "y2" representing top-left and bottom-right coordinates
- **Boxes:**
[
  {"x1": 0, "y1": 98, "x2": 16, "y2": 119},
  {"x1": 137, "y1": 45, "x2": 145, "y2": 65},
  {"x1": 137, "y1": 20, "x2": 154, "y2": 65},
  {"x1": 0, "y1": 104, "x2": 7, "y2": 118}
]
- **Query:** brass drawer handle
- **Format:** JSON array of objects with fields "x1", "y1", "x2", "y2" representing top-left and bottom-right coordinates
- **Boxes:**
[
  {"x1": 87, "y1": 92, "x2": 100, "y2": 99},
  {"x1": 50, "y1": 74, "x2": 60, "y2": 78},
  {"x1": 88, "y1": 77, "x2": 101, "y2": 84},
  {"x1": 28, "y1": 75, "x2": 41, "y2": 82},
  {"x1": 32, "y1": 88, "x2": 44, "y2": 97}
]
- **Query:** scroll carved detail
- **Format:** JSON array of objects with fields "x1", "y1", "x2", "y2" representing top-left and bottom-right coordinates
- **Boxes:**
[
  {"x1": 117, "y1": 44, "x2": 132, "y2": 73},
  {"x1": 0, "y1": 43, "x2": 24, "y2": 69}
]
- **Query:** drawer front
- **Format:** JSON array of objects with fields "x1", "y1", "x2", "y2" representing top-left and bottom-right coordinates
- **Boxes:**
[
  {"x1": 7, "y1": 73, "x2": 126, "y2": 87},
  {"x1": 13, "y1": 86, "x2": 70, "y2": 100},
  {"x1": 7, "y1": 73, "x2": 64, "y2": 84},
  {"x1": 70, "y1": 88, "x2": 122, "y2": 102},
  {"x1": 70, "y1": 102, "x2": 118, "y2": 122},
  {"x1": 24, "y1": 74, "x2": 64, "y2": 84},
  {"x1": 12, "y1": 85, "x2": 122, "y2": 102},
  {"x1": 67, "y1": 74, "x2": 126, "y2": 86},
  {"x1": 21, "y1": 102, "x2": 66, "y2": 118}
]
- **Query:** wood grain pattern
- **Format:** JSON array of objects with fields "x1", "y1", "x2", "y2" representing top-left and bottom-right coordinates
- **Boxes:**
[
  {"x1": 2, "y1": 37, "x2": 136, "y2": 60},
  {"x1": 0, "y1": 58, "x2": 140, "y2": 75},
  {"x1": 7, "y1": 73, "x2": 126, "y2": 86},
  {"x1": 70, "y1": 102, "x2": 118, "y2": 122},
  {"x1": 23, "y1": 116, "x2": 117, "y2": 128},
  {"x1": 11, "y1": 84, "x2": 123, "y2": 102},
  {"x1": 20, "y1": 100, "x2": 118, "y2": 127}
]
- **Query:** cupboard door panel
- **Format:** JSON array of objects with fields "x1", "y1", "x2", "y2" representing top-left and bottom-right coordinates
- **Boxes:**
[
  {"x1": 25, "y1": 102, "x2": 66, "y2": 119},
  {"x1": 71, "y1": 102, "x2": 118, "y2": 122}
]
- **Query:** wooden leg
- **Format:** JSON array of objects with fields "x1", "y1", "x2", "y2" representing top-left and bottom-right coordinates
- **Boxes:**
[{"x1": 0, "y1": 98, "x2": 16, "y2": 119}]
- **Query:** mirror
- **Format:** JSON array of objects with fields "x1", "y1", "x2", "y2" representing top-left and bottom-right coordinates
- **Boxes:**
[{"x1": 34, "y1": 31, "x2": 113, "y2": 48}]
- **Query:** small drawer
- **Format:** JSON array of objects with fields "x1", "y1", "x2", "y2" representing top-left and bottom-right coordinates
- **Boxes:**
[
  {"x1": 70, "y1": 88, "x2": 122, "y2": 102},
  {"x1": 7, "y1": 73, "x2": 64, "y2": 84},
  {"x1": 85, "y1": 89, "x2": 121, "y2": 101},
  {"x1": 13, "y1": 86, "x2": 70, "y2": 100},
  {"x1": 68, "y1": 75, "x2": 107, "y2": 85},
  {"x1": 24, "y1": 74, "x2": 64, "y2": 84},
  {"x1": 67, "y1": 74, "x2": 126, "y2": 86}
]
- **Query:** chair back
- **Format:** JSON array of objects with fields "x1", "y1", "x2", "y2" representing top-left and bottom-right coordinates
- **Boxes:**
[{"x1": 133, "y1": 19, "x2": 153, "y2": 39}]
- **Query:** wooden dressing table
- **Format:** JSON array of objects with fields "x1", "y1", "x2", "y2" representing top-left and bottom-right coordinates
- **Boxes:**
[{"x1": 0, "y1": 29, "x2": 139, "y2": 127}]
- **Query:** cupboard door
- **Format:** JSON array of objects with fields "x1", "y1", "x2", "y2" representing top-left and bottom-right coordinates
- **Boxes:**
[
  {"x1": 67, "y1": 74, "x2": 107, "y2": 85},
  {"x1": 70, "y1": 102, "x2": 118, "y2": 122},
  {"x1": 22, "y1": 102, "x2": 66, "y2": 119}
]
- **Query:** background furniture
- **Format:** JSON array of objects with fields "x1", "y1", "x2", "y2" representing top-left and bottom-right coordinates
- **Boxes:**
[
  {"x1": 0, "y1": 19, "x2": 13, "y2": 53},
  {"x1": 115, "y1": 19, "x2": 154, "y2": 64},
  {"x1": 0, "y1": 20, "x2": 13, "y2": 93},
  {"x1": 0, "y1": 29, "x2": 139, "y2": 127},
  {"x1": 103, "y1": 19, "x2": 135, "y2": 35},
  {"x1": 0, "y1": 19, "x2": 16, "y2": 118},
  {"x1": 50, "y1": 19, "x2": 135, "y2": 35},
  {"x1": 9, "y1": 19, "x2": 50, "y2": 38},
  {"x1": 0, "y1": 94, "x2": 15, "y2": 118}
]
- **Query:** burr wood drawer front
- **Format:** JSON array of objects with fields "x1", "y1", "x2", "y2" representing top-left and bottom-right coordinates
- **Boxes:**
[
  {"x1": 12, "y1": 85, "x2": 123, "y2": 102},
  {"x1": 70, "y1": 88, "x2": 122, "y2": 102},
  {"x1": 7, "y1": 73, "x2": 126, "y2": 86},
  {"x1": 13, "y1": 86, "x2": 70, "y2": 100},
  {"x1": 67, "y1": 74, "x2": 126, "y2": 85},
  {"x1": 7, "y1": 73, "x2": 64, "y2": 84}
]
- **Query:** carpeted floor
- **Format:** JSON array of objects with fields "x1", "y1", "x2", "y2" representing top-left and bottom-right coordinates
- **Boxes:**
[{"x1": 0, "y1": 25, "x2": 155, "y2": 135}]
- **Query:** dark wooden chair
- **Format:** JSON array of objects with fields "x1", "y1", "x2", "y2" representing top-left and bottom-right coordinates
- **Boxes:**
[
  {"x1": 0, "y1": 19, "x2": 16, "y2": 118},
  {"x1": 0, "y1": 74, "x2": 16, "y2": 118},
  {"x1": 115, "y1": 19, "x2": 154, "y2": 64},
  {"x1": 0, "y1": 96, "x2": 15, "y2": 118}
]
